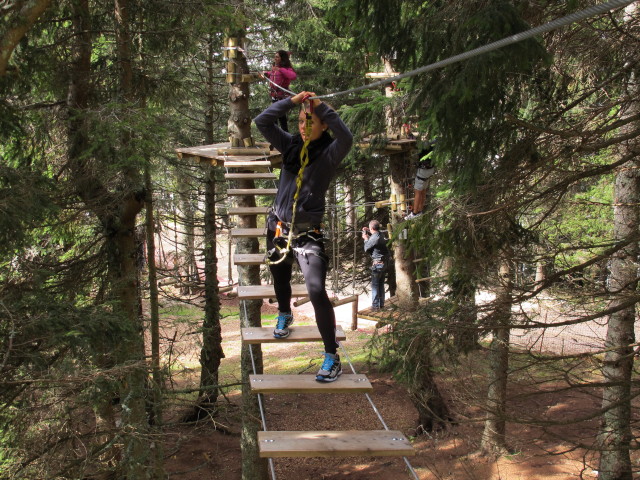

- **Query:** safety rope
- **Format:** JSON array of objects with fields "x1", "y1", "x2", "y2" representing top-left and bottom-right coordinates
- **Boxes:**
[
  {"x1": 243, "y1": 299, "x2": 278, "y2": 479},
  {"x1": 338, "y1": 341, "x2": 420, "y2": 480},
  {"x1": 261, "y1": 0, "x2": 633, "y2": 101},
  {"x1": 265, "y1": 98, "x2": 315, "y2": 265}
]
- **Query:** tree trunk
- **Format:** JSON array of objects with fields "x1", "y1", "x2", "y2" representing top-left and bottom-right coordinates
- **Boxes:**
[
  {"x1": 178, "y1": 172, "x2": 199, "y2": 294},
  {"x1": 109, "y1": 205, "x2": 149, "y2": 479},
  {"x1": 480, "y1": 257, "x2": 512, "y2": 456},
  {"x1": 224, "y1": 19, "x2": 267, "y2": 476},
  {"x1": 598, "y1": 8, "x2": 638, "y2": 479},
  {"x1": 67, "y1": 2, "x2": 152, "y2": 476},
  {"x1": 111, "y1": 1, "x2": 156, "y2": 476},
  {"x1": 598, "y1": 161, "x2": 637, "y2": 480},
  {"x1": 450, "y1": 258, "x2": 478, "y2": 352},
  {"x1": 383, "y1": 57, "x2": 399, "y2": 138},
  {"x1": 195, "y1": 165, "x2": 225, "y2": 418},
  {"x1": 344, "y1": 178, "x2": 358, "y2": 293},
  {"x1": 193, "y1": 32, "x2": 225, "y2": 420},
  {"x1": 0, "y1": 0, "x2": 52, "y2": 76},
  {"x1": 227, "y1": 33, "x2": 253, "y2": 145},
  {"x1": 144, "y1": 166, "x2": 163, "y2": 423},
  {"x1": 205, "y1": 34, "x2": 216, "y2": 144},
  {"x1": 409, "y1": 341, "x2": 452, "y2": 432},
  {"x1": 389, "y1": 152, "x2": 418, "y2": 309}
]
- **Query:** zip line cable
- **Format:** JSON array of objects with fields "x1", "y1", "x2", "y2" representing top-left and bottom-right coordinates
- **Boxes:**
[{"x1": 260, "y1": 0, "x2": 634, "y2": 100}]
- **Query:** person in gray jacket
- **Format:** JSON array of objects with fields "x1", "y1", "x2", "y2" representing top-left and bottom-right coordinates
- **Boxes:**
[
  {"x1": 362, "y1": 220, "x2": 389, "y2": 311},
  {"x1": 254, "y1": 91, "x2": 353, "y2": 382}
]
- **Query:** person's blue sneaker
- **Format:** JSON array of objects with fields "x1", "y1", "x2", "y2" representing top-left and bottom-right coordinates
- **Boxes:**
[
  {"x1": 315, "y1": 352, "x2": 342, "y2": 382},
  {"x1": 273, "y1": 312, "x2": 294, "y2": 339}
]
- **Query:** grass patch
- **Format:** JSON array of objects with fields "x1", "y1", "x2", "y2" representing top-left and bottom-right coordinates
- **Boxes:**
[{"x1": 159, "y1": 303, "x2": 381, "y2": 395}]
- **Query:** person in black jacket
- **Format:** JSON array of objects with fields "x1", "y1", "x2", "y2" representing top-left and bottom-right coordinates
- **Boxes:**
[
  {"x1": 362, "y1": 220, "x2": 389, "y2": 311},
  {"x1": 254, "y1": 91, "x2": 353, "y2": 382}
]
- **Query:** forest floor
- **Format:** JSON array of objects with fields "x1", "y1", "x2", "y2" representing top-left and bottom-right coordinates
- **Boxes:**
[{"x1": 157, "y1": 295, "x2": 625, "y2": 480}]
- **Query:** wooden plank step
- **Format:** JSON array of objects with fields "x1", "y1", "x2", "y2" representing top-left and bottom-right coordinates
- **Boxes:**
[
  {"x1": 225, "y1": 173, "x2": 278, "y2": 180},
  {"x1": 228, "y1": 207, "x2": 271, "y2": 215},
  {"x1": 242, "y1": 325, "x2": 347, "y2": 344},
  {"x1": 249, "y1": 374, "x2": 372, "y2": 394},
  {"x1": 230, "y1": 228, "x2": 266, "y2": 238},
  {"x1": 258, "y1": 430, "x2": 414, "y2": 458},
  {"x1": 238, "y1": 284, "x2": 307, "y2": 300},
  {"x1": 234, "y1": 253, "x2": 266, "y2": 265},
  {"x1": 227, "y1": 188, "x2": 277, "y2": 196},
  {"x1": 224, "y1": 160, "x2": 273, "y2": 169}
]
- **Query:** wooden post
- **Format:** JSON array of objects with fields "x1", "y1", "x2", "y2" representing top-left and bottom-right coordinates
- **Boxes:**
[
  {"x1": 351, "y1": 296, "x2": 358, "y2": 331},
  {"x1": 382, "y1": 57, "x2": 399, "y2": 138}
]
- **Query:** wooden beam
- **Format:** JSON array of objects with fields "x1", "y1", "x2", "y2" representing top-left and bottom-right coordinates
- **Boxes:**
[
  {"x1": 242, "y1": 325, "x2": 347, "y2": 344},
  {"x1": 227, "y1": 188, "x2": 277, "y2": 196},
  {"x1": 217, "y1": 147, "x2": 270, "y2": 156},
  {"x1": 293, "y1": 296, "x2": 311, "y2": 307},
  {"x1": 249, "y1": 374, "x2": 372, "y2": 394},
  {"x1": 238, "y1": 284, "x2": 307, "y2": 300},
  {"x1": 225, "y1": 173, "x2": 277, "y2": 180},
  {"x1": 365, "y1": 72, "x2": 399, "y2": 79},
  {"x1": 258, "y1": 430, "x2": 414, "y2": 458},
  {"x1": 331, "y1": 295, "x2": 358, "y2": 308},
  {"x1": 230, "y1": 228, "x2": 266, "y2": 238}
]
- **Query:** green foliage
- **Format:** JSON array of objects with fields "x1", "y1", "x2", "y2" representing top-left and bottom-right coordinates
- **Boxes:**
[
  {"x1": 0, "y1": 166, "x2": 58, "y2": 257},
  {"x1": 539, "y1": 162, "x2": 615, "y2": 286},
  {"x1": 339, "y1": 90, "x2": 389, "y2": 138},
  {"x1": 368, "y1": 301, "x2": 459, "y2": 382}
]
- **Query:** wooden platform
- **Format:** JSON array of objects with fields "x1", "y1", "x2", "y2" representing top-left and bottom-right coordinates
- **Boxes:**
[
  {"x1": 356, "y1": 137, "x2": 416, "y2": 155},
  {"x1": 357, "y1": 296, "x2": 399, "y2": 321},
  {"x1": 175, "y1": 142, "x2": 282, "y2": 167},
  {"x1": 258, "y1": 430, "x2": 414, "y2": 458},
  {"x1": 242, "y1": 325, "x2": 346, "y2": 344},
  {"x1": 249, "y1": 374, "x2": 372, "y2": 393},
  {"x1": 238, "y1": 284, "x2": 307, "y2": 300}
]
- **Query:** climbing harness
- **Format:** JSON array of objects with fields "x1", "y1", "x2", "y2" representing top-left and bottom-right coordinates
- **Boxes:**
[{"x1": 266, "y1": 96, "x2": 317, "y2": 265}]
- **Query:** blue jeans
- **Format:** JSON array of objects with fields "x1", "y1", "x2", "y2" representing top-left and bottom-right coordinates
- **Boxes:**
[{"x1": 371, "y1": 264, "x2": 386, "y2": 308}]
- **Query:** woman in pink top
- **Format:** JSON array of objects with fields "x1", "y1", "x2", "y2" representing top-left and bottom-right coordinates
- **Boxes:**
[{"x1": 265, "y1": 50, "x2": 297, "y2": 131}]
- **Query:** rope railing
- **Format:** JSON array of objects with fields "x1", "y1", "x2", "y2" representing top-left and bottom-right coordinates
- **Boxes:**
[
  {"x1": 243, "y1": 297, "x2": 278, "y2": 479},
  {"x1": 239, "y1": 268, "x2": 419, "y2": 478},
  {"x1": 338, "y1": 342, "x2": 421, "y2": 480}
]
